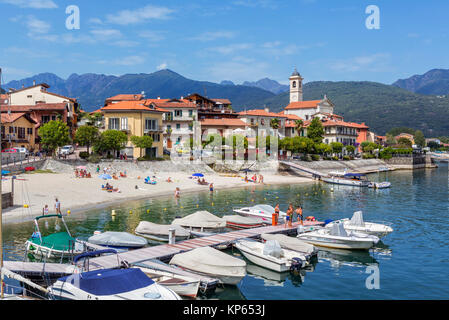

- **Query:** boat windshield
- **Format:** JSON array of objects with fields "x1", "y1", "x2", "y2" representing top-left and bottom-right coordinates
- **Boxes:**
[{"x1": 252, "y1": 205, "x2": 275, "y2": 213}]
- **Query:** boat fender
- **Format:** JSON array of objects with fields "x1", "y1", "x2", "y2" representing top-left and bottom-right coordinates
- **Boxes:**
[{"x1": 290, "y1": 258, "x2": 304, "y2": 274}]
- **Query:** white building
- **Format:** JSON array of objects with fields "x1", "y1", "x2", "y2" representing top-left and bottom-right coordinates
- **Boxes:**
[{"x1": 238, "y1": 108, "x2": 287, "y2": 138}]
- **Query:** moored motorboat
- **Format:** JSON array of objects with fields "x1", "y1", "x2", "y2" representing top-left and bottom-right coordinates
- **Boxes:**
[
  {"x1": 169, "y1": 247, "x2": 246, "y2": 285},
  {"x1": 234, "y1": 239, "x2": 307, "y2": 273},
  {"x1": 136, "y1": 265, "x2": 200, "y2": 299},
  {"x1": 297, "y1": 222, "x2": 379, "y2": 250},
  {"x1": 88, "y1": 231, "x2": 147, "y2": 249},
  {"x1": 322, "y1": 173, "x2": 371, "y2": 187},
  {"x1": 223, "y1": 215, "x2": 264, "y2": 230},
  {"x1": 233, "y1": 204, "x2": 286, "y2": 224},
  {"x1": 48, "y1": 268, "x2": 181, "y2": 300},
  {"x1": 25, "y1": 214, "x2": 84, "y2": 259},
  {"x1": 261, "y1": 234, "x2": 317, "y2": 257},
  {"x1": 325, "y1": 211, "x2": 393, "y2": 238},
  {"x1": 171, "y1": 211, "x2": 226, "y2": 235},
  {"x1": 135, "y1": 221, "x2": 191, "y2": 242},
  {"x1": 369, "y1": 181, "x2": 392, "y2": 189}
]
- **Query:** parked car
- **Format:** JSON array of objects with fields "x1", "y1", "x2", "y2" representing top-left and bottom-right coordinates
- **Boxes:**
[
  {"x1": 13, "y1": 147, "x2": 29, "y2": 158},
  {"x1": 59, "y1": 145, "x2": 75, "y2": 155}
]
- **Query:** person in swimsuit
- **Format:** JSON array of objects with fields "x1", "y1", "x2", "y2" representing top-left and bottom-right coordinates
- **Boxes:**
[
  {"x1": 296, "y1": 206, "x2": 303, "y2": 225},
  {"x1": 175, "y1": 187, "x2": 181, "y2": 198},
  {"x1": 209, "y1": 183, "x2": 214, "y2": 192},
  {"x1": 285, "y1": 203, "x2": 294, "y2": 228},
  {"x1": 274, "y1": 203, "x2": 280, "y2": 225}
]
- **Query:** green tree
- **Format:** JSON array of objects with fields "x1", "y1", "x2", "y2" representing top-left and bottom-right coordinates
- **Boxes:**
[
  {"x1": 388, "y1": 127, "x2": 416, "y2": 137},
  {"x1": 131, "y1": 135, "x2": 154, "y2": 158},
  {"x1": 295, "y1": 119, "x2": 304, "y2": 136},
  {"x1": 397, "y1": 137, "x2": 412, "y2": 148},
  {"x1": 75, "y1": 125, "x2": 99, "y2": 154},
  {"x1": 95, "y1": 130, "x2": 128, "y2": 156},
  {"x1": 345, "y1": 145, "x2": 356, "y2": 154},
  {"x1": 330, "y1": 142, "x2": 344, "y2": 155},
  {"x1": 386, "y1": 134, "x2": 396, "y2": 146},
  {"x1": 427, "y1": 141, "x2": 440, "y2": 150},
  {"x1": 38, "y1": 120, "x2": 71, "y2": 156},
  {"x1": 414, "y1": 130, "x2": 425, "y2": 147},
  {"x1": 292, "y1": 136, "x2": 314, "y2": 154},
  {"x1": 307, "y1": 117, "x2": 324, "y2": 144}
]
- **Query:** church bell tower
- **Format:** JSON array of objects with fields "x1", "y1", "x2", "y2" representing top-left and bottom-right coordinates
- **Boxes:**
[{"x1": 289, "y1": 67, "x2": 303, "y2": 103}]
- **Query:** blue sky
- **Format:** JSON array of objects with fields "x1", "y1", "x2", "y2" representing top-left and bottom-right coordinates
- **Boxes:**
[{"x1": 1, "y1": 0, "x2": 448, "y2": 85}]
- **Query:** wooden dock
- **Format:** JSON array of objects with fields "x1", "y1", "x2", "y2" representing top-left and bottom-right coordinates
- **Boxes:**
[
  {"x1": 87, "y1": 221, "x2": 322, "y2": 269},
  {"x1": 3, "y1": 220, "x2": 323, "y2": 288}
]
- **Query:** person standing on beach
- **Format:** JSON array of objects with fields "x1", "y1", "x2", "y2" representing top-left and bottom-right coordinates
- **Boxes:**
[
  {"x1": 175, "y1": 187, "x2": 181, "y2": 198},
  {"x1": 209, "y1": 183, "x2": 214, "y2": 192},
  {"x1": 43, "y1": 204, "x2": 49, "y2": 216},
  {"x1": 55, "y1": 198, "x2": 61, "y2": 215}
]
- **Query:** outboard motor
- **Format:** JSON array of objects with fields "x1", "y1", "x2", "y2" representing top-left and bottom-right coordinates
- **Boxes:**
[{"x1": 290, "y1": 257, "x2": 304, "y2": 275}]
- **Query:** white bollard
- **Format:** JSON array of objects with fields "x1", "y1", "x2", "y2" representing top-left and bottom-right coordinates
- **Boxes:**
[{"x1": 168, "y1": 228, "x2": 176, "y2": 245}]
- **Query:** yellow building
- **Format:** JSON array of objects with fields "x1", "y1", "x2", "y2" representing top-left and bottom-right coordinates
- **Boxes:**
[
  {"x1": 101, "y1": 101, "x2": 165, "y2": 158},
  {"x1": 1, "y1": 113, "x2": 37, "y2": 151}
]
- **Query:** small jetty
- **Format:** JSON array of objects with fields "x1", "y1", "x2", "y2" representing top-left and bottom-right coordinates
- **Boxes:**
[{"x1": 280, "y1": 161, "x2": 329, "y2": 178}]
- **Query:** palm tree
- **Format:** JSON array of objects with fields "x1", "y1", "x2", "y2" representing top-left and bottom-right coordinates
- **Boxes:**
[{"x1": 295, "y1": 119, "x2": 304, "y2": 137}]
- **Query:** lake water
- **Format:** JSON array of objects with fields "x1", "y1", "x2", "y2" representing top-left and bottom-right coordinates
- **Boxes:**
[{"x1": 2, "y1": 163, "x2": 449, "y2": 300}]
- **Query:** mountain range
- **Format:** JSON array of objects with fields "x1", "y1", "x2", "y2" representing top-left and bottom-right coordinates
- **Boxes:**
[
  {"x1": 393, "y1": 68, "x2": 449, "y2": 95},
  {"x1": 2, "y1": 69, "x2": 449, "y2": 137}
]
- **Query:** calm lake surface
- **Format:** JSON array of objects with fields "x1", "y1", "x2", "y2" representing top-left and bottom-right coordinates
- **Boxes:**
[{"x1": 3, "y1": 163, "x2": 449, "y2": 300}]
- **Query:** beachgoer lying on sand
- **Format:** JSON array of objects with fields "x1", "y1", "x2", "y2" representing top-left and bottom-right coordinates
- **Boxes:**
[{"x1": 166, "y1": 177, "x2": 173, "y2": 183}]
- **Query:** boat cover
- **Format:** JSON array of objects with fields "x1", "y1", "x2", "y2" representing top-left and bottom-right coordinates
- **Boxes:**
[
  {"x1": 262, "y1": 240, "x2": 283, "y2": 258},
  {"x1": 261, "y1": 234, "x2": 315, "y2": 254},
  {"x1": 169, "y1": 247, "x2": 246, "y2": 276},
  {"x1": 171, "y1": 211, "x2": 226, "y2": 229},
  {"x1": 135, "y1": 222, "x2": 190, "y2": 237},
  {"x1": 223, "y1": 215, "x2": 262, "y2": 226},
  {"x1": 329, "y1": 222, "x2": 348, "y2": 237},
  {"x1": 58, "y1": 268, "x2": 154, "y2": 295},
  {"x1": 88, "y1": 232, "x2": 147, "y2": 248},
  {"x1": 28, "y1": 232, "x2": 75, "y2": 251},
  {"x1": 349, "y1": 211, "x2": 365, "y2": 227}
]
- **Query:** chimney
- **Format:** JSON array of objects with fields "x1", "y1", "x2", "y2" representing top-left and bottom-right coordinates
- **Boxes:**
[
  {"x1": 33, "y1": 80, "x2": 36, "y2": 86},
  {"x1": 264, "y1": 107, "x2": 269, "y2": 113},
  {"x1": 181, "y1": 96, "x2": 184, "y2": 100}
]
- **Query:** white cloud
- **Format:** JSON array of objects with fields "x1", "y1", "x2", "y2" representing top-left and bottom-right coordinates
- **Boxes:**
[
  {"x1": 0, "y1": 0, "x2": 57, "y2": 9},
  {"x1": 139, "y1": 30, "x2": 166, "y2": 42},
  {"x1": 106, "y1": 5, "x2": 174, "y2": 25},
  {"x1": 330, "y1": 53, "x2": 391, "y2": 72},
  {"x1": 157, "y1": 63, "x2": 168, "y2": 70},
  {"x1": 88, "y1": 18, "x2": 104, "y2": 25},
  {"x1": 90, "y1": 29, "x2": 122, "y2": 38},
  {"x1": 113, "y1": 55, "x2": 146, "y2": 66},
  {"x1": 189, "y1": 31, "x2": 235, "y2": 42},
  {"x1": 26, "y1": 15, "x2": 51, "y2": 34},
  {"x1": 232, "y1": 0, "x2": 278, "y2": 9},
  {"x1": 207, "y1": 43, "x2": 253, "y2": 55},
  {"x1": 112, "y1": 40, "x2": 139, "y2": 47}
]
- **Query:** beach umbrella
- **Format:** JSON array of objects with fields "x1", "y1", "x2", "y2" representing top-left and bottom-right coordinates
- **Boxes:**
[
  {"x1": 192, "y1": 173, "x2": 204, "y2": 177},
  {"x1": 99, "y1": 174, "x2": 112, "y2": 180},
  {"x1": 1, "y1": 170, "x2": 10, "y2": 176}
]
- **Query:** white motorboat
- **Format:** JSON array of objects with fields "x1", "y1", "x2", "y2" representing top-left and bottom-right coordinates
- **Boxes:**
[
  {"x1": 223, "y1": 215, "x2": 265, "y2": 230},
  {"x1": 171, "y1": 211, "x2": 227, "y2": 234},
  {"x1": 169, "y1": 247, "x2": 246, "y2": 285},
  {"x1": 48, "y1": 250, "x2": 181, "y2": 300},
  {"x1": 234, "y1": 240, "x2": 307, "y2": 273},
  {"x1": 135, "y1": 221, "x2": 191, "y2": 242},
  {"x1": 233, "y1": 204, "x2": 286, "y2": 225},
  {"x1": 137, "y1": 265, "x2": 200, "y2": 299},
  {"x1": 48, "y1": 268, "x2": 181, "y2": 300},
  {"x1": 322, "y1": 172, "x2": 371, "y2": 187},
  {"x1": 369, "y1": 181, "x2": 392, "y2": 189},
  {"x1": 297, "y1": 222, "x2": 380, "y2": 250},
  {"x1": 88, "y1": 231, "x2": 148, "y2": 249},
  {"x1": 261, "y1": 234, "x2": 318, "y2": 257},
  {"x1": 325, "y1": 211, "x2": 393, "y2": 238}
]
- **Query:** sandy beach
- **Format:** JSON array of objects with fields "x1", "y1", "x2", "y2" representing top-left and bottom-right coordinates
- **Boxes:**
[{"x1": 1, "y1": 166, "x2": 311, "y2": 225}]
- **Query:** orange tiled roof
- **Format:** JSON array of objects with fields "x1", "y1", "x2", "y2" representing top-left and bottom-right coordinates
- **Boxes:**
[
  {"x1": 1, "y1": 112, "x2": 36, "y2": 124},
  {"x1": 148, "y1": 99, "x2": 196, "y2": 109},
  {"x1": 285, "y1": 100, "x2": 322, "y2": 110},
  {"x1": 101, "y1": 100, "x2": 164, "y2": 112},
  {"x1": 322, "y1": 119, "x2": 369, "y2": 129},
  {"x1": 212, "y1": 99, "x2": 232, "y2": 105},
  {"x1": 238, "y1": 109, "x2": 288, "y2": 118},
  {"x1": 200, "y1": 118, "x2": 247, "y2": 127},
  {"x1": 0, "y1": 103, "x2": 67, "y2": 112},
  {"x1": 106, "y1": 94, "x2": 143, "y2": 102},
  {"x1": 278, "y1": 111, "x2": 303, "y2": 121}
]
